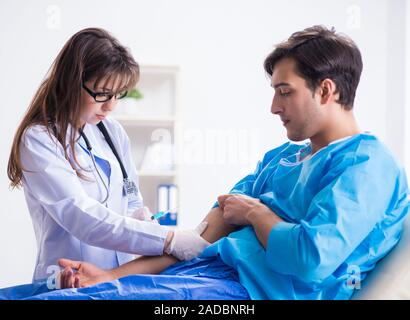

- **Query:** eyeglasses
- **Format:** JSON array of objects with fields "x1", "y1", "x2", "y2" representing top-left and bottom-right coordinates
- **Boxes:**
[{"x1": 82, "y1": 84, "x2": 128, "y2": 103}]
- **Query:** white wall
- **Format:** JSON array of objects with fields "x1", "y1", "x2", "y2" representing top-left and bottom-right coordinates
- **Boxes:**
[
  {"x1": 405, "y1": 0, "x2": 410, "y2": 175},
  {"x1": 386, "y1": 0, "x2": 406, "y2": 163},
  {"x1": 0, "y1": 0, "x2": 406, "y2": 288}
]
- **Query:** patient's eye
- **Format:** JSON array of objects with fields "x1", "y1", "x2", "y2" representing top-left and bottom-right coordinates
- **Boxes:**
[{"x1": 279, "y1": 88, "x2": 291, "y2": 96}]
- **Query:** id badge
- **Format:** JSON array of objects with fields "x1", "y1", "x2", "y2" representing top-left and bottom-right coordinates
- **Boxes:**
[{"x1": 123, "y1": 178, "x2": 139, "y2": 202}]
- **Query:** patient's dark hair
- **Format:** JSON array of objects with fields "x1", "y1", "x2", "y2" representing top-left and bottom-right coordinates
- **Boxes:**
[{"x1": 264, "y1": 25, "x2": 363, "y2": 110}]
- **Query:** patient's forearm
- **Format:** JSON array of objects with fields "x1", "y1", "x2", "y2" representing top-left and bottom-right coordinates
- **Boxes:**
[
  {"x1": 247, "y1": 206, "x2": 284, "y2": 248},
  {"x1": 201, "y1": 206, "x2": 237, "y2": 243},
  {"x1": 110, "y1": 254, "x2": 178, "y2": 279},
  {"x1": 109, "y1": 206, "x2": 236, "y2": 279}
]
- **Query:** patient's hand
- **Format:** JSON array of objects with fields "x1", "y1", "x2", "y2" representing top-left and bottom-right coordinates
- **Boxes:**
[
  {"x1": 218, "y1": 194, "x2": 270, "y2": 226},
  {"x1": 58, "y1": 259, "x2": 115, "y2": 288}
]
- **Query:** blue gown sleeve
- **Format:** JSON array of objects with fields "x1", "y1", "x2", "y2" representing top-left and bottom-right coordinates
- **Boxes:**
[
  {"x1": 212, "y1": 142, "x2": 291, "y2": 208},
  {"x1": 265, "y1": 147, "x2": 409, "y2": 283}
]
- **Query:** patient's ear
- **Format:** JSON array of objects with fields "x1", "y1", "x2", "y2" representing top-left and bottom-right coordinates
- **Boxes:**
[{"x1": 319, "y1": 78, "x2": 338, "y2": 105}]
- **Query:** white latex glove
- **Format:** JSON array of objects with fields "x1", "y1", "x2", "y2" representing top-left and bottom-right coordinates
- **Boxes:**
[
  {"x1": 165, "y1": 222, "x2": 210, "y2": 261},
  {"x1": 131, "y1": 206, "x2": 159, "y2": 224},
  {"x1": 55, "y1": 270, "x2": 62, "y2": 289}
]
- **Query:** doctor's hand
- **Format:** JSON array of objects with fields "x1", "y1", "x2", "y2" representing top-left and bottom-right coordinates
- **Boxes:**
[
  {"x1": 217, "y1": 194, "x2": 271, "y2": 226},
  {"x1": 58, "y1": 259, "x2": 115, "y2": 289},
  {"x1": 164, "y1": 222, "x2": 210, "y2": 261}
]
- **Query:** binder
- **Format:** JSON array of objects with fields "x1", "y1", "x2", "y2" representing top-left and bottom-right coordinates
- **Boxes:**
[{"x1": 156, "y1": 184, "x2": 178, "y2": 226}]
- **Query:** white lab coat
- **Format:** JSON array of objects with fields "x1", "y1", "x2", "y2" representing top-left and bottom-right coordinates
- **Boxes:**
[{"x1": 20, "y1": 117, "x2": 169, "y2": 281}]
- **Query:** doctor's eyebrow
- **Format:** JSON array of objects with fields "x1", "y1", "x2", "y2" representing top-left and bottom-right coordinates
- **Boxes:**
[{"x1": 272, "y1": 82, "x2": 291, "y2": 89}]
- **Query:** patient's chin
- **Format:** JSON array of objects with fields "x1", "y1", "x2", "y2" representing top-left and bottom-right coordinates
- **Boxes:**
[{"x1": 287, "y1": 131, "x2": 306, "y2": 142}]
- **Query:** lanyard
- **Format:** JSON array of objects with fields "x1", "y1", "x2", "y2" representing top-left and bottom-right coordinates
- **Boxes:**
[
  {"x1": 79, "y1": 122, "x2": 139, "y2": 199},
  {"x1": 97, "y1": 122, "x2": 139, "y2": 199},
  {"x1": 96, "y1": 122, "x2": 128, "y2": 180}
]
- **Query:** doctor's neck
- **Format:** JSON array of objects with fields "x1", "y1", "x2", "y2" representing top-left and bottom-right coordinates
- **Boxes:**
[
  {"x1": 78, "y1": 118, "x2": 88, "y2": 130},
  {"x1": 309, "y1": 108, "x2": 360, "y2": 154}
]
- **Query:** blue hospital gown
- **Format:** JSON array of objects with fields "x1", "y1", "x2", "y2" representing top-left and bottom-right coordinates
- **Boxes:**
[
  {"x1": 202, "y1": 133, "x2": 410, "y2": 299},
  {"x1": 1, "y1": 133, "x2": 408, "y2": 300}
]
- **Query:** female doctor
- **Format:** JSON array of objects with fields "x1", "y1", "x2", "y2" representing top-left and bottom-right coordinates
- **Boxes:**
[{"x1": 7, "y1": 28, "x2": 209, "y2": 282}]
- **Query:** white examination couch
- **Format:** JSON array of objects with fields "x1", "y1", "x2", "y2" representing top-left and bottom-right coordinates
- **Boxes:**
[{"x1": 353, "y1": 213, "x2": 410, "y2": 299}]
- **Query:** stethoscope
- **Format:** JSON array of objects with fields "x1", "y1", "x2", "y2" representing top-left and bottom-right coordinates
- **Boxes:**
[{"x1": 79, "y1": 122, "x2": 138, "y2": 204}]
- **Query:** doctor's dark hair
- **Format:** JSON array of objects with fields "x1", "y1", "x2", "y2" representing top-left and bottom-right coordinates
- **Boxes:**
[
  {"x1": 8, "y1": 27, "x2": 139, "y2": 188},
  {"x1": 263, "y1": 25, "x2": 363, "y2": 110}
]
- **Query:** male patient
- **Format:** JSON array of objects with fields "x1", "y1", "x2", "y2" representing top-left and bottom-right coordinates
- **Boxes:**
[{"x1": 59, "y1": 25, "x2": 409, "y2": 299}]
